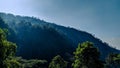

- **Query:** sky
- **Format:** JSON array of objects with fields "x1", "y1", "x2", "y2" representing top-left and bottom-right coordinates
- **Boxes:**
[{"x1": 0, "y1": 0, "x2": 120, "y2": 49}]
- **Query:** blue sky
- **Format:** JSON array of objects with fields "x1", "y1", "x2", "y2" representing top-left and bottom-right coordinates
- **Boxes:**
[{"x1": 0, "y1": 0, "x2": 120, "y2": 49}]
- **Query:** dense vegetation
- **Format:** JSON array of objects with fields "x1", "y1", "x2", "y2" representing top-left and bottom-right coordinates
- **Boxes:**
[
  {"x1": 0, "y1": 28, "x2": 47, "y2": 68},
  {"x1": 0, "y1": 13, "x2": 119, "y2": 61},
  {"x1": 0, "y1": 13, "x2": 120, "y2": 68},
  {"x1": 0, "y1": 28, "x2": 17, "y2": 67},
  {"x1": 0, "y1": 29, "x2": 120, "y2": 68}
]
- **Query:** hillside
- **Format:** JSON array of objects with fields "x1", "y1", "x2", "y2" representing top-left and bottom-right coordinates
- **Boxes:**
[{"x1": 0, "y1": 12, "x2": 119, "y2": 61}]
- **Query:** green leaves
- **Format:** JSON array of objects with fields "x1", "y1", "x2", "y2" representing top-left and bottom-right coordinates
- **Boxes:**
[
  {"x1": 72, "y1": 41, "x2": 103, "y2": 68},
  {"x1": 106, "y1": 53, "x2": 120, "y2": 68},
  {"x1": 0, "y1": 28, "x2": 17, "y2": 67},
  {"x1": 3, "y1": 57, "x2": 22, "y2": 68},
  {"x1": 49, "y1": 55, "x2": 67, "y2": 68}
]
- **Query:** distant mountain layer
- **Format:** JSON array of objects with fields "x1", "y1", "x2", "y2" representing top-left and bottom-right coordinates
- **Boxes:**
[{"x1": 0, "y1": 12, "x2": 119, "y2": 61}]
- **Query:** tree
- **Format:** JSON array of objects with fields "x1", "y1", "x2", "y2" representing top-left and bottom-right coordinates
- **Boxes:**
[
  {"x1": 72, "y1": 41, "x2": 103, "y2": 68},
  {"x1": 105, "y1": 53, "x2": 120, "y2": 68},
  {"x1": 0, "y1": 28, "x2": 17, "y2": 67},
  {"x1": 49, "y1": 55, "x2": 67, "y2": 68}
]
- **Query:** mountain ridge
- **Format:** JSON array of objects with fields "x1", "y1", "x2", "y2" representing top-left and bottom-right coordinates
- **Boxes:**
[{"x1": 0, "y1": 12, "x2": 119, "y2": 61}]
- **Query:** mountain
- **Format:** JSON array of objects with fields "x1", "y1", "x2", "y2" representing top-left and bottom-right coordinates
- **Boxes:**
[{"x1": 0, "y1": 12, "x2": 119, "y2": 61}]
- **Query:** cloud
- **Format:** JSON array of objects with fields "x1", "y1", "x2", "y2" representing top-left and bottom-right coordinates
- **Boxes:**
[{"x1": 103, "y1": 37, "x2": 120, "y2": 49}]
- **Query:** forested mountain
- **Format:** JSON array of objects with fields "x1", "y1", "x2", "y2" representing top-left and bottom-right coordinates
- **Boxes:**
[{"x1": 0, "y1": 12, "x2": 119, "y2": 61}]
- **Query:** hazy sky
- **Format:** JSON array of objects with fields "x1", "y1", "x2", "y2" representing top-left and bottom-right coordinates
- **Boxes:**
[{"x1": 0, "y1": 0, "x2": 120, "y2": 49}]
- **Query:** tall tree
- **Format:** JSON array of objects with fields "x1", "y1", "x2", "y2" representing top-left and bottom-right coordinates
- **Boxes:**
[
  {"x1": 49, "y1": 55, "x2": 67, "y2": 68},
  {"x1": 72, "y1": 41, "x2": 103, "y2": 68}
]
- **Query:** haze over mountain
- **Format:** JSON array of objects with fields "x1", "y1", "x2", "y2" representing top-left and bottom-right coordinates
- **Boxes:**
[
  {"x1": 0, "y1": 13, "x2": 120, "y2": 61},
  {"x1": 0, "y1": 0, "x2": 120, "y2": 49}
]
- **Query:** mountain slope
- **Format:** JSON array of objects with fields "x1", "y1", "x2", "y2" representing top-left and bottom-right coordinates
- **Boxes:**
[{"x1": 0, "y1": 12, "x2": 119, "y2": 61}]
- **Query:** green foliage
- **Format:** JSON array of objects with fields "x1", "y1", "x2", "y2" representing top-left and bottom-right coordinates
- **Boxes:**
[
  {"x1": 0, "y1": 28, "x2": 17, "y2": 67},
  {"x1": 3, "y1": 57, "x2": 22, "y2": 68},
  {"x1": 72, "y1": 41, "x2": 104, "y2": 68},
  {"x1": 2, "y1": 56, "x2": 48, "y2": 68},
  {"x1": 49, "y1": 55, "x2": 67, "y2": 68},
  {"x1": 105, "y1": 53, "x2": 120, "y2": 68},
  {"x1": 13, "y1": 57, "x2": 47, "y2": 68}
]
